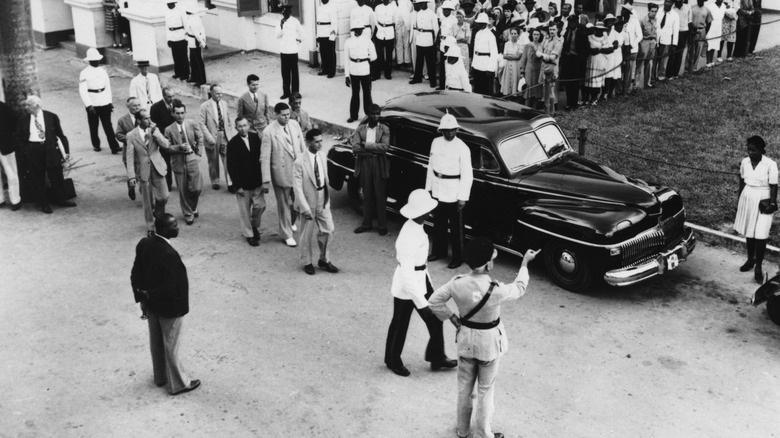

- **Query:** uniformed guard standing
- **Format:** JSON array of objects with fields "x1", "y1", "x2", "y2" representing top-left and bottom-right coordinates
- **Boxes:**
[
  {"x1": 79, "y1": 48, "x2": 121, "y2": 154},
  {"x1": 344, "y1": 17, "x2": 378, "y2": 123},
  {"x1": 316, "y1": 0, "x2": 338, "y2": 78},
  {"x1": 444, "y1": 45, "x2": 472, "y2": 92},
  {"x1": 184, "y1": 4, "x2": 208, "y2": 87},
  {"x1": 165, "y1": 1, "x2": 190, "y2": 81},
  {"x1": 384, "y1": 189, "x2": 457, "y2": 377},
  {"x1": 471, "y1": 12, "x2": 499, "y2": 95},
  {"x1": 373, "y1": 0, "x2": 397, "y2": 80},
  {"x1": 428, "y1": 237, "x2": 540, "y2": 438},
  {"x1": 425, "y1": 113, "x2": 473, "y2": 269},
  {"x1": 409, "y1": 0, "x2": 439, "y2": 87}
]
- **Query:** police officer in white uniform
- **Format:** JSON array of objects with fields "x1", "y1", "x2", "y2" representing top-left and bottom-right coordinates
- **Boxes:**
[
  {"x1": 128, "y1": 60, "x2": 163, "y2": 108},
  {"x1": 373, "y1": 0, "x2": 398, "y2": 80},
  {"x1": 444, "y1": 45, "x2": 472, "y2": 92},
  {"x1": 165, "y1": 1, "x2": 190, "y2": 81},
  {"x1": 425, "y1": 113, "x2": 473, "y2": 269},
  {"x1": 185, "y1": 4, "x2": 208, "y2": 86},
  {"x1": 471, "y1": 12, "x2": 499, "y2": 95},
  {"x1": 79, "y1": 48, "x2": 120, "y2": 154},
  {"x1": 409, "y1": 0, "x2": 439, "y2": 87},
  {"x1": 344, "y1": 17, "x2": 378, "y2": 123},
  {"x1": 350, "y1": 0, "x2": 376, "y2": 41},
  {"x1": 316, "y1": 0, "x2": 338, "y2": 78}
]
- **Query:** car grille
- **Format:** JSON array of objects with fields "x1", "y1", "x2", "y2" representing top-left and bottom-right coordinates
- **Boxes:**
[
  {"x1": 661, "y1": 209, "x2": 686, "y2": 247},
  {"x1": 620, "y1": 229, "x2": 666, "y2": 267}
]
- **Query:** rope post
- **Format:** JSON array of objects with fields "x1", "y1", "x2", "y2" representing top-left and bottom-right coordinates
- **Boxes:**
[{"x1": 577, "y1": 123, "x2": 588, "y2": 156}]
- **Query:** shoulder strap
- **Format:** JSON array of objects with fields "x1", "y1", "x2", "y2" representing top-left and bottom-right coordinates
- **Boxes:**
[{"x1": 461, "y1": 281, "x2": 498, "y2": 322}]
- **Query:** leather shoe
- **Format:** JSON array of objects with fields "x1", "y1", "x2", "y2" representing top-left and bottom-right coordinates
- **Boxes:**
[
  {"x1": 56, "y1": 200, "x2": 76, "y2": 207},
  {"x1": 409, "y1": 80, "x2": 422, "y2": 84},
  {"x1": 155, "y1": 381, "x2": 167, "y2": 387},
  {"x1": 317, "y1": 71, "x2": 327, "y2": 76},
  {"x1": 303, "y1": 264, "x2": 315, "y2": 275},
  {"x1": 280, "y1": 94, "x2": 291, "y2": 100},
  {"x1": 11, "y1": 203, "x2": 21, "y2": 211},
  {"x1": 388, "y1": 364, "x2": 410, "y2": 377},
  {"x1": 39, "y1": 204, "x2": 53, "y2": 214},
  {"x1": 739, "y1": 259, "x2": 756, "y2": 272},
  {"x1": 378, "y1": 228, "x2": 388, "y2": 236},
  {"x1": 111, "y1": 149, "x2": 120, "y2": 155},
  {"x1": 194, "y1": 211, "x2": 199, "y2": 218},
  {"x1": 185, "y1": 218, "x2": 194, "y2": 226},
  {"x1": 171, "y1": 379, "x2": 200, "y2": 395},
  {"x1": 318, "y1": 259, "x2": 339, "y2": 273},
  {"x1": 327, "y1": 74, "x2": 335, "y2": 78},
  {"x1": 354, "y1": 225, "x2": 372, "y2": 234},
  {"x1": 494, "y1": 433, "x2": 504, "y2": 438},
  {"x1": 447, "y1": 259, "x2": 463, "y2": 269},
  {"x1": 246, "y1": 237, "x2": 259, "y2": 247},
  {"x1": 431, "y1": 358, "x2": 457, "y2": 371},
  {"x1": 212, "y1": 183, "x2": 220, "y2": 190},
  {"x1": 427, "y1": 253, "x2": 444, "y2": 262},
  {"x1": 347, "y1": 117, "x2": 357, "y2": 123}
]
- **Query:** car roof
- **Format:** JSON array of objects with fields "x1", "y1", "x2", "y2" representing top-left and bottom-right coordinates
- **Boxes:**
[{"x1": 381, "y1": 91, "x2": 551, "y2": 144}]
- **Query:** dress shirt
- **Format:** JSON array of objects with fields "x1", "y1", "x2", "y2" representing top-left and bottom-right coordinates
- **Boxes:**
[
  {"x1": 308, "y1": 150, "x2": 324, "y2": 188},
  {"x1": 78, "y1": 65, "x2": 113, "y2": 107},
  {"x1": 129, "y1": 73, "x2": 163, "y2": 106},
  {"x1": 640, "y1": 15, "x2": 658, "y2": 39},
  {"x1": 240, "y1": 134, "x2": 251, "y2": 150},
  {"x1": 428, "y1": 269, "x2": 529, "y2": 361},
  {"x1": 425, "y1": 136, "x2": 473, "y2": 202},
  {"x1": 390, "y1": 219, "x2": 432, "y2": 309},
  {"x1": 445, "y1": 59, "x2": 472, "y2": 92},
  {"x1": 624, "y1": 15, "x2": 643, "y2": 53},
  {"x1": 276, "y1": 17, "x2": 303, "y2": 54},
  {"x1": 656, "y1": 9, "x2": 680, "y2": 45},
  {"x1": 413, "y1": 8, "x2": 439, "y2": 47},
  {"x1": 28, "y1": 110, "x2": 46, "y2": 142},
  {"x1": 439, "y1": 14, "x2": 458, "y2": 39},
  {"x1": 165, "y1": 7, "x2": 187, "y2": 41},
  {"x1": 365, "y1": 126, "x2": 376, "y2": 145},
  {"x1": 316, "y1": 2, "x2": 339, "y2": 38},
  {"x1": 375, "y1": 3, "x2": 398, "y2": 40},
  {"x1": 676, "y1": 3, "x2": 693, "y2": 30},
  {"x1": 176, "y1": 122, "x2": 189, "y2": 145},
  {"x1": 741, "y1": 156, "x2": 778, "y2": 187},
  {"x1": 471, "y1": 28, "x2": 499, "y2": 72},
  {"x1": 343, "y1": 35, "x2": 378, "y2": 77}
]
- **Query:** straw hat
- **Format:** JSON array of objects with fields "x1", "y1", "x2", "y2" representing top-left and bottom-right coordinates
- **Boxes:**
[
  {"x1": 400, "y1": 189, "x2": 438, "y2": 219},
  {"x1": 437, "y1": 113, "x2": 460, "y2": 130},
  {"x1": 84, "y1": 47, "x2": 103, "y2": 62},
  {"x1": 604, "y1": 13, "x2": 617, "y2": 22},
  {"x1": 594, "y1": 21, "x2": 607, "y2": 30}
]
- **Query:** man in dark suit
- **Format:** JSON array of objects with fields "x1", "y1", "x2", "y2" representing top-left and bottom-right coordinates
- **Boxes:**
[
  {"x1": 16, "y1": 95, "x2": 75, "y2": 214},
  {"x1": 150, "y1": 87, "x2": 176, "y2": 190},
  {"x1": 0, "y1": 99, "x2": 20, "y2": 210},
  {"x1": 349, "y1": 104, "x2": 391, "y2": 235},
  {"x1": 131, "y1": 213, "x2": 200, "y2": 396},
  {"x1": 227, "y1": 117, "x2": 268, "y2": 247}
]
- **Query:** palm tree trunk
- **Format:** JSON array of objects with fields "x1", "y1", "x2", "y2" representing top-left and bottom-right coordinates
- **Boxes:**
[{"x1": 0, "y1": 0, "x2": 39, "y2": 112}]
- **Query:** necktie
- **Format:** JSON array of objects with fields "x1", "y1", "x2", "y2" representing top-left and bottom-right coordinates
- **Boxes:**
[
  {"x1": 180, "y1": 124, "x2": 188, "y2": 145},
  {"x1": 35, "y1": 118, "x2": 45, "y2": 140},
  {"x1": 661, "y1": 12, "x2": 666, "y2": 28},
  {"x1": 314, "y1": 154, "x2": 321, "y2": 188},
  {"x1": 145, "y1": 77, "x2": 151, "y2": 102},
  {"x1": 253, "y1": 93, "x2": 258, "y2": 104},
  {"x1": 216, "y1": 102, "x2": 225, "y2": 132}
]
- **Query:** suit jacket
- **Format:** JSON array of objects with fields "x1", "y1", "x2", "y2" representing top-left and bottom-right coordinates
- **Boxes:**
[
  {"x1": 130, "y1": 235, "x2": 189, "y2": 318},
  {"x1": 116, "y1": 112, "x2": 138, "y2": 164},
  {"x1": 199, "y1": 99, "x2": 233, "y2": 147},
  {"x1": 126, "y1": 126, "x2": 169, "y2": 182},
  {"x1": 128, "y1": 73, "x2": 163, "y2": 106},
  {"x1": 293, "y1": 150, "x2": 330, "y2": 214},
  {"x1": 236, "y1": 91, "x2": 272, "y2": 133},
  {"x1": 226, "y1": 133, "x2": 264, "y2": 190},
  {"x1": 164, "y1": 120, "x2": 204, "y2": 172},
  {"x1": 16, "y1": 110, "x2": 70, "y2": 168},
  {"x1": 0, "y1": 101, "x2": 17, "y2": 155},
  {"x1": 260, "y1": 120, "x2": 305, "y2": 188},
  {"x1": 149, "y1": 100, "x2": 175, "y2": 132},
  {"x1": 349, "y1": 123, "x2": 391, "y2": 179}
]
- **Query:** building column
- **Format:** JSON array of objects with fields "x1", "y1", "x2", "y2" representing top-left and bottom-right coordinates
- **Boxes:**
[
  {"x1": 64, "y1": 0, "x2": 111, "y2": 57},
  {"x1": 119, "y1": 2, "x2": 171, "y2": 71},
  {"x1": 31, "y1": 0, "x2": 75, "y2": 48}
]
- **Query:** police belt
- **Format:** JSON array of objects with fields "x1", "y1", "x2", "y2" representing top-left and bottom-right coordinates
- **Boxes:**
[
  {"x1": 350, "y1": 57, "x2": 370, "y2": 63},
  {"x1": 169, "y1": 26, "x2": 184, "y2": 31},
  {"x1": 415, "y1": 28, "x2": 435, "y2": 33},
  {"x1": 434, "y1": 170, "x2": 460, "y2": 179},
  {"x1": 447, "y1": 87, "x2": 464, "y2": 91},
  {"x1": 88, "y1": 88, "x2": 105, "y2": 93},
  {"x1": 475, "y1": 51, "x2": 490, "y2": 56},
  {"x1": 378, "y1": 22, "x2": 393, "y2": 27},
  {"x1": 317, "y1": 21, "x2": 332, "y2": 25},
  {"x1": 399, "y1": 264, "x2": 427, "y2": 271},
  {"x1": 461, "y1": 318, "x2": 501, "y2": 330}
]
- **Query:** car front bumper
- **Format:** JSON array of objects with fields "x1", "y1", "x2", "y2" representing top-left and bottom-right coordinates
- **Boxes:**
[{"x1": 604, "y1": 227, "x2": 696, "y2": 287}]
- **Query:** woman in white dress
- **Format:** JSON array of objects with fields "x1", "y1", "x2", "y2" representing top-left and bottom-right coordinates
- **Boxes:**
[
  {"x1": 585, "y1": 22, "x2": 613, "y2": 105},
  {"x1": 734, "y1": 135, "x2": 778, "y2": 283},
  {"x1": 705, "y1": 0, "x2": 726, "y2": 67},
  {"x1": 454, "y1": 10, "x2": 473, "y2": 75}
]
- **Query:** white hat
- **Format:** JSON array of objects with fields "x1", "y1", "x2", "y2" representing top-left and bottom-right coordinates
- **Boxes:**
[
  {"x1": 351, "y1": 17, "x2": 365, "y2": 30},
  {"x1": 604, "y1": 13, "x2": 617, "y2": 21},
  {"x1": 445, "y1": 45, "x2": 462, "y2": 58},
  {"x1": 400, "y1": 189, "x2": 438, "y2": 219},
  {"x1": 622, "y1": 3, "x2": 634, "y2": 13},
  {"x1": 440, "y1": 35, "x2": 457, "y2": 51},
  {"x1": 84, "y1": 47, "x2": 103, "y2": 62},
  {"x1": 441, "y1": 0, "x2": 456, "y2": 9},
  {"x1": 475, "y1": 12, "x2": 490, "y2": 24},
  {"x1": 527, "y1": 18, "x2": 542, "y2": 29},
  {"x1": 438, "y1": 113, "x2": 460, "y2": 130}
]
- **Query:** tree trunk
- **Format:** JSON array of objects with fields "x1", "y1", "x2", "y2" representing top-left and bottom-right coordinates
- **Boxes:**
[{"x1": 0, "y1": 0, "x2": 39, "y2": 113}]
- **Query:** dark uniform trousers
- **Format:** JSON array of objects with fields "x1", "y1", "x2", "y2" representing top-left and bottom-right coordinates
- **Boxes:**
[
  {"x1": 358, "y1": 156, "x2": 387, "y2": 229},
  {"x1": 413, "y1": 45, "x2": 437, "y2": 87},
  {"x1": 350, "y1": 75, "x2": 373, "y2": 120},
  {"x1": 170, "y1": 40, "x2": 190, "y2": 79},
  {"x1": 318, "y1": 37, "x2": 337, "y2": 76},
  {"x1": 87, "y1": 105, "x2": 120, "y2": 153},
  {"x1": 189, "y1": 47, "x2": 206, "y2": 85},
  {"x1": 472, "y1": 70, "x2": 494, "y2": 96},
  {"x1": 373, "y1": 38, "x2": 395, "y2": 78},
  {"x1": 280, "y1": 53, "x2": 300, "y2": 96},
  {"x1": 384, "y1": 277, "x2": 446, "y2": 367},
  {"x1": 432, "y1": 200, "x2": 463, "y2": 262}
]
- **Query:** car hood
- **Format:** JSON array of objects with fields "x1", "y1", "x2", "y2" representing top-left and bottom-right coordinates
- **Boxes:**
[{"x1": 515, "y1": 153, "x2": 658, "y2": 209}]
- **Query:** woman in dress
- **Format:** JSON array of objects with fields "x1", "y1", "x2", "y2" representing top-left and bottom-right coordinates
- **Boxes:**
[
  {"x1": 734, "y1": 135, "x2": 778, "y2": 283},
  {"x1": 705, "y1": 0, "x2": 726, "y2": 67},
  {"x1": 104, "y1": 0, "x2": 121, "y2": 48},
  {"x1": 584, "y1": 21, "x2": 612, "y2": 105},
  {"x1": 520, "y1": 25, "x2": 543, "y2": 108},
  {"x1": 455, "y1": 10, "x2": 473, "y2": 75},
  {"x1": 722, "y1": 0, "x2": 738, "y2": 61},
  {"x1": 500, "y1": 27, "x2": 525, "y2": 97},
  {"x1": 603, "y1": 15, "x2": 623, "y2": 100}
]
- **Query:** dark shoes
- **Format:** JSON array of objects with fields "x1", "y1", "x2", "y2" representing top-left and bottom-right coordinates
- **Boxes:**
[
  {"x1": 227, "y1": 185, "x2": 236, "y2": 194},
  {"x1": 303, "y1": 264, "x2": 316, "y2": 275},
  {"x1": 354, "y1": 225, "x2": 372, "y2": 234},
  {"x1": 194, "y1": 211, "x2": 199, "y2": 218},
  {"x1": 447, "y1": 259, "x2": 463, "y2": 269},
  {"x1": 171, "y1": 379, "x2": 200, "y2": 395},
  {"x1": 409, "y1": 80, "x2": 422, "y2": 84},
  {"x1": 11, "y1": 203, "x2": 21, "y2": 211},
  {"x1": 431, "y1": 358, "x2": 457, "y2": 371},
  {"x1": 111, "y1": 149, "x2": 120, "y2": 155},
  {"x1": 740, "y1": 259, "x2": 756, "y2": 272},
  {"x1": 427, "y1": 253, "x2": 444, "y2": 262},
  {"x1": 387, "y1": 363, "x2": 410, "y2": 377},
  {"x1": 755, "y1": 265, "x2": 764, "y2": 284},
  {"x1": 39, "y1": 204, "x2": 53, "y2": 214},
  {"x1": 317, "y1": 71, "x2": 327, "y2": 76},
  {"x1": 128, "y1": 185, "x2": 136, "y2": 200},
  {"x1": 280, "y1": 94, "x2": 291, "y2": 100},
  {"x1": 155, "y1": 381, "x2": 167, "y2": 387},
  {"x1": 246, "y1": 237, "x2": 259, "y2": 247},
  {"x1": 185, "y1": 218, "x2": 194, "y2": 226},
  {"x1": 252, "y1": 226, "x2": 260, "y2": 240},
  {"x1": 347, "y1": 117, "x2": 357, "y2": 123},
  {"x1": 318, "y1": 259, "x2": 339, "y2": 273},
  {"x1": 212, "y1": 183, "x2": 220, "y2": 190},
  {"x1": 56, "y1": 200, "x2": 76, "y2": 208},
  {"x1": 93, "y1": 146, "x2": 102, "y2": 152},
  {"x1": 494, "y1": 433, "x2": 505, "y2": 438},
  {"x1": 378, "y1": 228, "x2": 388, "y2": 236}
]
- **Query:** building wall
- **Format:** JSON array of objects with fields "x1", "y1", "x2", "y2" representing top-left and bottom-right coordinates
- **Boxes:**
[{"x1": 31, "y1": 0, "x2": 74, "y2": 47}]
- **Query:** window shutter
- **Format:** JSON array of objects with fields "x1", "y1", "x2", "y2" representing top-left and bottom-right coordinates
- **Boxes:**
[{"x1": 237, "y1": 0, "x2": 262, "y2": 17}]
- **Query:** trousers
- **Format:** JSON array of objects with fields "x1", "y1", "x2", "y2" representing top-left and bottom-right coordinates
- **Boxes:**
[
  {"x1": 86, "y1": 105, "x2": 120, "y2": 152},
  {"x1": 395, "y1": 23, "x2": 412, "y2": 64},
  {"x1": 172, "y1": 156, "x2": 202, "y2": 221},
  {"x1": 169, "y1": 39, "x2": 190, "y2": 79},
  {"x1": 666, "y1": 30, "x2": 688, "y2": 77},
  {"x1": 147, "y1": 311, "x2": 191, "y2": 394},
  {"x1": 350, "y1": 75, "x2": 373, "y2": 120},
  {"x1": 457, "y1": 356, "x2": 501, "y2": 438},
  {"x1": 139, "y1": 168, "x2": 169, "y2": 231},
  {"x1": 206, "y1": 132, "x2": 229, "y2": 186},
  {"x1": 298, "y1": 190, "x2": 334, "y2": 265},
  {"x1": 273, "y1": 185, "x2": 297, "y2": 240},
  {"x1": 413, "y1": 45, "x2": 437, "y2": 86},
  {"x1": 0, "y1": 152, "x2": 20, "y2": 205},
  {"x1": 431, "y1": 200, "x2": 464, "y2": 262},
  {"x1": 280, "y1": 53, "x2": 299, "y2": 96},
  {"x1": 384, "y1": 278, "x2": 446, "y2": 367},
  {"x1": 472, "y1": 70, "x2": 494, "y2": 96},
  {"x1": 236, "y1": 187, "x2": 266, "y2": 238},
  {"x1": 374, "y1": 38, "x2": 395, "y2": 78},
  {"x1": 317, "y1": 37, "x2": 336, "y2": 76},
  {"x1": 358, "y1": 157, "x2": 387, "y2": 229},
  {"x1": 189, "y1": 47, "x2": 206, "y2": 85}
]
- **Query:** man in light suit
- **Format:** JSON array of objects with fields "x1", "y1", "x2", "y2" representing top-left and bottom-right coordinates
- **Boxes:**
[
  {"x1": 349, "y1": 104, "x2": 391, "y2": 235},
  {"x1": 236, "y1": 74, "x2": 272, "y2": 134},
  {"x1": 164, "y1": 100, "x2": 203, "y2": 226},
  {"x1": 127, "y1": 108, "x2": 170, "y2": 235},
  {"x1": 198, "y1": 84, "x2": 233, "y2": 192},
  {"x1": 128, "y1": 60, "x2": 163, "y2": 108},
  {"x1": 293, "y1": 128, "x2": 339, "y2": 275},
  {"x1": 227, "y1": 117, "x2": 267, "y2": 247},
  {"x1": 150, "y1": 87, "x2": 177, "y2": 190},
  {"x1": 261, "y1": 102, "x2": 304, "y2": 247}
]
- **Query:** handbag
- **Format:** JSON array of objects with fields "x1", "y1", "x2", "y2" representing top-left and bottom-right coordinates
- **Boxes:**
[{"x1": 759, "y1": 199, "x2": 777, "y2": 214}]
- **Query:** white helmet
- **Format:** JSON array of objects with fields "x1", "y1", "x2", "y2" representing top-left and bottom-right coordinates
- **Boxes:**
[
  {"x1": 445, "y1": 45, "x2": 462, "y2": 58},
  {"x1": 438, "y1": 113, "x2": 460, "y2": 130},
  {"x1": 84, "y1": 47, "x2": 103, "y2": 62},
  {"x1": 475, "y1": 12, "x2": 490, "y2": 24}
]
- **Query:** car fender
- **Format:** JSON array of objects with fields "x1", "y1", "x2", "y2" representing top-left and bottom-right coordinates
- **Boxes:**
[{"x1": 326, "y1": 144, "x2": 355, "y2": 191}]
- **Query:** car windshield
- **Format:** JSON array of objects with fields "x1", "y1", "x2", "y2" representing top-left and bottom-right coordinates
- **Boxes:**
[{"x1": 497, "y1": 124, "x2": 571, "y2": 172}]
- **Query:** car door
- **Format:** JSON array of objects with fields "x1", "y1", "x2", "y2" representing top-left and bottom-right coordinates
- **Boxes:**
[{"x1": 385, "y1": 121, "x2": 437, "y2": 211}]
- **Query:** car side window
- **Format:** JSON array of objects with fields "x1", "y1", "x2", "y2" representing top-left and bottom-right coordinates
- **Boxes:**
[
  {"x1": 392, "y1": 124, "x2": 436, "y2": 158},
  {"x1": 497, "y1": 132, "x2": 548, "y2": 171},
  {"x1": 480, "y1": 148, "x2": 500, "y2": 173}
]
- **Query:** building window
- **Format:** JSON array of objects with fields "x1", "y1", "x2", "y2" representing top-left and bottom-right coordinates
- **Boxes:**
[
  {"x1": 237, "y1": 0, "x2": 262, "y2": 16},
  {"x1": 267, "y1": 0, "x2": 302, "y2": 18}
]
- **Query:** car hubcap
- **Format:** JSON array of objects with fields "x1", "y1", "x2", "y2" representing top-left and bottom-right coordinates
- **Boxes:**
[{"x1": 558, "y1": 251, "x2": 576, "y2": 275}]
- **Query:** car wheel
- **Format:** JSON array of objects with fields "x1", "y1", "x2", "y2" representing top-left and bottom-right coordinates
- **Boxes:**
[
  {"x1": 543, "y1": 240, "x2": 593, "y2": 292},
  {"x1": 347, "y1": 177, "x2": 363, "y2": 214},
  {"x1": 767, "y1": 296, "x2": 780, "y2": 326}
]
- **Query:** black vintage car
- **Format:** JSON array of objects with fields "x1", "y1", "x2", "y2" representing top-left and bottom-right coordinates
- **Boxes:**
[{"x1": 327, "y1": 92, "x2": 696, "y2": 291}]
